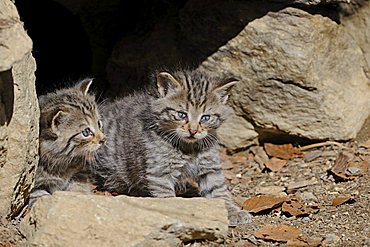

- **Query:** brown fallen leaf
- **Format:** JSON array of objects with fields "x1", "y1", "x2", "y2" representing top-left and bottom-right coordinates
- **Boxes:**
[
  {"x1": 264, "y1": 157, "x2": 287, "y2": 172},
  {"x1": 264, "y1": 143, "x2": 304, "y2": 160},
  {"x1": 282, "y1": 198, "x2": 320, "y2": 217},
  {"x1": 254, "y1": 224, "x2": 302, "y2": 242},
  {"x1": 331, "y1": 153, "x2": 369, "y2": 180},
  {"x1": 242, "y1": 195, "x2": 288, "y2": 213},
  {"x1": 332, "y1": 196, "x2": 355, "y2": 207}
]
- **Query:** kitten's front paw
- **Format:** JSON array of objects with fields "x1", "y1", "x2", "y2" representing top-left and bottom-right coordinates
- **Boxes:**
[{"x1": 228, "y1": 210, "x2": 253, "y2": 226}]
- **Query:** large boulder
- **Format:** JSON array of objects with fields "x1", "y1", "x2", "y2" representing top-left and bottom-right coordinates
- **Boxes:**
[
  {"x1": 0, "y1": 0, "x2": 38, "y2": 218},
  {"x1": 21, "y1": 192, "x2": 229, "y2": 246},
  {"x1": 199, "y1": 7, "x2": 370, "y2": 145},
  {"x1": 341, "y1": 0, "x2": 370, "y2": 79}
]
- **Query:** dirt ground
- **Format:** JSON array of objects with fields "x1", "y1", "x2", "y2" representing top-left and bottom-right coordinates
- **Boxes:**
[
  {"x1": 1, "y1": 123, "x2": 370, "y2": 247},
  {"x1": 221, "y1": 140, "x2": 370, "y2": 247}
]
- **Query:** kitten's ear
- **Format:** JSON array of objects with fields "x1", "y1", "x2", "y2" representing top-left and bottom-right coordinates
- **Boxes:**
[
  {"x1": 51, "y1": 110, "x2": 68, "y2": 134},
  {"x1": 75, "y1": 78, "x2": 93, "y2": 95},
  {"x1": 156, "y1": 72, "x2": 181, "y2": 97},
  {"x1": 213, "y1": 78, "x2": 239, "y2": 104}
]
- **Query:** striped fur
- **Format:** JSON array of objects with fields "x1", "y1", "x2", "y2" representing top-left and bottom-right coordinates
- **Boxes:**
[
  {"x1": 93, "y1": 70, "x2": 252, "y2": 225},
  {"x1": 30, "y1": 79, "x2": 106, "y2": 205}
]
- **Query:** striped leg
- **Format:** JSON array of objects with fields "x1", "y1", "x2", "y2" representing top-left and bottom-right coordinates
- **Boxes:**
[{"x1": 198, "y1": 167, "x2": 252, "y2": 225}]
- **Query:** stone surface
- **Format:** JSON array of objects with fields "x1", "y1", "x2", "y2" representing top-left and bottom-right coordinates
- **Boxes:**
[
  {"x1": 341, "y1": 0, "x2": 370, "y2": 79},
  {"x1": 21, "y1": 192, "x2": 228, "y2": 247},
  {"x1": 199, "y1": 7, "x2": 370, "y2": 142},
  {"x1": 0, "y1": 0, "x2": 38, "y2": 218},
  {"x1": 217, "y1": 113, "x2": 258, "y2": 150},
  {"x1": 0, "y1": 0, "x2": 33, "y2": 71}
]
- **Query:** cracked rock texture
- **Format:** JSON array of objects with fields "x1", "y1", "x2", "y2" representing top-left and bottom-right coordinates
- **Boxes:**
[
  {"x1": 199, "y1": 7, "x2": 370, "y2": 143},
  {"x1": 0, "y1": 0, "x2": 38, "y2": 218},
  {"x1": 21, "y1": 192, "x2": 228, "y2": 247}
]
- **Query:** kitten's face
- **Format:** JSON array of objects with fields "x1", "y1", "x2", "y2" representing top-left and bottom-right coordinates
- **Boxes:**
[
  {"x1": 52, "y1": 108, "x2": 105, "y2": 160},
  {"x1": 161, "y1": 96, "x2": 224, "y2": 144},
  {"x1": 152, "y1": 71, "x2": 237, "y2": 148},
  {"x1": 40, "y1": 79, "x2": 106, "y2": 161}
]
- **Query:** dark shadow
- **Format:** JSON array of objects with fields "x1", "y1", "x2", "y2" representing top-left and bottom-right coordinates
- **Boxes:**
[
  {"x1": 0, "y1": 70, "x2": 14, "y2": 126},
  {"x1": 15, "y1": 0, "x2": 92, "y2": 96},
  {"x1": 14, "y1": 0, "x2": 343, "y2": 98},
  {"x1": 256, "y1": 127, "x2": 321, "y2": 147}
]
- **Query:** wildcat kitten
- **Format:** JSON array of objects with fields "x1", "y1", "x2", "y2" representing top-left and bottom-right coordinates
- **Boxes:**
[
  {"x1": 93, "y1": 70, "x2": 252, "y2": 225},
  {"x1": 29, "y1": 79, "x2": 106, "y2": 205}
]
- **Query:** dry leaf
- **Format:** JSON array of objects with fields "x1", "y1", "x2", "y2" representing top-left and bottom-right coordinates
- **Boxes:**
[
  {"x1": 264, "y1": 143, "x2": 304, "y2": 160},
  {"x1": 242, "y1": 195, "x2": 288, "y2": 213},
  {"x1": 282, "y1": 198, "x2": 320, "y2": 217},
  {"x1": 254, "y1": 224, "x2": 302, "y2": 242},
  {"x1": 332, "y1": 197, "x2": 355, "y2": 207},
  {"x1": 264, "y1": 157, "x2": 287, "y2": 171},
  {"x1": 331, "y1": 153, "x2": 369, "y2": 180}
]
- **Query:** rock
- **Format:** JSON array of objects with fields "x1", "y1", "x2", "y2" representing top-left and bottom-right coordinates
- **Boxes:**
[
  {"x1": 341, "y1": 0, "x2": 370, "y2": 79},
  {"x1": 255, "y1": 186, "x2": 286, "y2": 196},
  {"x1": 297, "y1": 191, "x2": 318, "y2": 201},
  {"x1": 179, "y1": 0, "x2": 285, "y2": 58},
  {"x1": 0, "y1": 1, "x2": 33, "y2": 71},
  {"x1": 286, "y1": 178, "x2": 318, "y2": 190},
  {"x1": 324, "y1": 233, "x2": 341, "y2": 245},
  {"x1": 21, "y1": 192, "x2": 228, "y2": 246},
  {"x1": 199, "y1": 7, "x2": 370, "y2": 142},
  {"x1": 217, "y1": 113, "x2": 258, "y2": 150},
  {"x1": 0, "y1": 0, "x2": 38, "y2": 218},
  {"x1": 250, "y1": 146, "x2": 270, "y2": 168}
]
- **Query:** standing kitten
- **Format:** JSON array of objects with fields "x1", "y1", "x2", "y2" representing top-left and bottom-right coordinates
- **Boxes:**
[
  {"x1": 30, "y1": 79, "x2": 106, "y2": 205},
  {"x1": 93, "y1": 70, "x2": 252, "y2": 225}
]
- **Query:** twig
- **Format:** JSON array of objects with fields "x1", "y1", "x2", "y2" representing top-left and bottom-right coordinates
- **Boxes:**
[{"x1": 299, "y1": 141, "x2": 347, "y2": 151}]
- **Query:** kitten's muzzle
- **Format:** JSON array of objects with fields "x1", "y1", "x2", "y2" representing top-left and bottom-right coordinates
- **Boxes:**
[
  {"x1": 99, "y1": 137, "x2": 107, "y2": 145},
  {"x1": 189, "y1": 129, "x2": 198, "y2": 136}
]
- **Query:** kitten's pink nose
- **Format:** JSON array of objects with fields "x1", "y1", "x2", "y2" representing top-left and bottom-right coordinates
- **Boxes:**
[{"x1": 189, "y1": 129, "x2": 198, "y2": 135}]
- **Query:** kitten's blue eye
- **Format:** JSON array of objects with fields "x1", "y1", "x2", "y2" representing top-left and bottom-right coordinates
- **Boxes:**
[
  {"x1": 177, "y1": 111, "x2": 187, "y2": 120},
  {"x1": 82, "y1": 128, "x2": 92, "y2": 137},
  {"x1": 201, "y1": 115, "x2": 211, "y2": 122}
]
